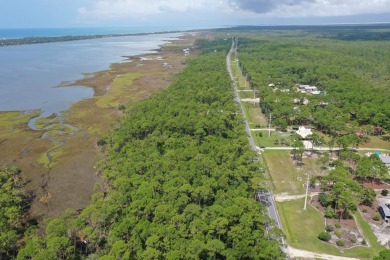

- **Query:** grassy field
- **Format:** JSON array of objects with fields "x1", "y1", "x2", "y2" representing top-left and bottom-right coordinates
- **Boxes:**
[
  {"x1": 262, "y1": 150, "x2": 306, "y2": 194},
  {"x1": 0, "y1": 111, "x2": 40, "y2": 136},
  {"x1": 253, "y1": 130, "x2": 291, "y2": 147},
  {"x1": 360, "y1": 135, "x2": 390, "y2": 150},
  {"x1": 277, "y1": 199, "x2": 384, "y2": 259},
  {"x1": 242, "y1": 103, "x2": 268, "y2": 128}
]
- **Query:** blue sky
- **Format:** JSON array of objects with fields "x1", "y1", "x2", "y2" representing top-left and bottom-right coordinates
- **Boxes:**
[{"x1": 1, "y1": 0, "x2": 390, "y2": 28}]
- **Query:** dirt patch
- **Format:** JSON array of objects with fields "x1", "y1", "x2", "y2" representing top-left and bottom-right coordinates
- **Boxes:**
[
  {"x1": 288, "y1": 246, "x2": 359, "y2": 260},
  {"x1": 362, "y1": 182, "x2": 390, "y2": 190},
  {"x1": 0, "y1": 33, "x2": 203, "y2": 225}
]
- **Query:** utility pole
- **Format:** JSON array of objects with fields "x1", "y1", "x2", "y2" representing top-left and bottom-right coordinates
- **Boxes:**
[
  {"x1": 304, "y1": 172, "x2": 310, "y2": 210},
  {"x1": 253, "y1": 87, "x2": 256, "y2": 107},
  {"x1": 268, "y1": 113, "x2": 272, "y2": 137}
]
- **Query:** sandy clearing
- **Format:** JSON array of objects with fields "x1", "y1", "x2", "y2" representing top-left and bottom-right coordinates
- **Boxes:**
[
  {"x1": 274, "y1": 192, "x2": 320, "y2": 202},
  {"x1": 240, "y1": 98, "x2": 260, "y2": 103},
  {"x1": 288, "y1": 246, "x2": 360, "y2": 260}
]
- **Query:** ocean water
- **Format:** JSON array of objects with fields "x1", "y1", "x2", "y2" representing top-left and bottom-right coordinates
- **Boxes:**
[
  {"x1": 0, "y1": 26, "x2": 205, "y2": 39},
  {"x1": 0, "y1": 32, "x2": 181, "y2": 117}
]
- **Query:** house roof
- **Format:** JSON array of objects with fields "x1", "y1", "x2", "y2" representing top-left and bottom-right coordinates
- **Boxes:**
[
  {"x1": 297, "y1": 126, "x2": 313, "y2": 138},
  {"x1": 380, "y1": 155, "x2": 390, "y2": 165},
  {"x1": 380, "y1": 203, "x2": 390, "y2": 217}
]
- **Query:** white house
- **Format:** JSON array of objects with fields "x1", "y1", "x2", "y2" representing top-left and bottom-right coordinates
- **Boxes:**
[{"x1": 296, "y1": 126, "x2": 313, "y2": 139}]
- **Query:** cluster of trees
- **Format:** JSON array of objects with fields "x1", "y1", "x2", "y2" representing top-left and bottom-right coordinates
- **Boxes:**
[
  {"x1": 17, "y1": 42, "x2": 284, "y2": 259},
  {"x1": 235, "y1": 30, "x2": 390, "y2": 135},
  {"x1": 318, "y1": 167, "x2": 375, "y2": 221},
  {"x1": 0, "y1": 165, "x2": 25, "y2": 258},
  {"x1": 315, "y1": 152, "x2": 387, "y2": 221}
]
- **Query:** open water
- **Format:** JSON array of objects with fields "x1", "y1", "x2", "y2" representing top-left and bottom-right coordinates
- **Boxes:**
[{"x1": 0, "y1": 32, "x2": 181, "y2": 117}]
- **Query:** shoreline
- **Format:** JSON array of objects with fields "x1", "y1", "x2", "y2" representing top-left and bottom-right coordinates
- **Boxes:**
[
  {"x1": 0, "y1": 32, "x2": 183, "y2": 118},
  {"x1": 0, "y1": 28, "x2": 212, "y2": 47},
  {"x1": 0, "y1": 32, "x2": 202, "y2": 224}
]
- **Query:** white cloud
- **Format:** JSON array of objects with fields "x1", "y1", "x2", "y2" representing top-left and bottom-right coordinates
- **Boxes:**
[
  {"x1": 271, "y1": 0, "x2": 390, "y2": 17},
  {"x1": 77, "y1": 0, "x2": 390, "y2": 20},
  {"x1": 78, "y1": 0, "x2": 229, "y2": 19}
]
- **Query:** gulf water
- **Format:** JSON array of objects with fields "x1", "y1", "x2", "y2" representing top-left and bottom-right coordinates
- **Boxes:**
[
  {"x1": 0, "y1": 26, "x2": 205, "y2": 39},
  {"x1": 0, "y1": 31, "x2": 181, "y2": 117}
]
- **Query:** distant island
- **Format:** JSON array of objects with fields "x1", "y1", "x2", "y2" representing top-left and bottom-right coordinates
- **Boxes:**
[{"x1": 0, "y1": 29, "x2": 202, "y2": 47}]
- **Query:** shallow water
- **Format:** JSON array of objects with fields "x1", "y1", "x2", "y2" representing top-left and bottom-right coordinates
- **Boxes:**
[{"x1": 0, "y1": 33, "x2": 180, "y2": 117}]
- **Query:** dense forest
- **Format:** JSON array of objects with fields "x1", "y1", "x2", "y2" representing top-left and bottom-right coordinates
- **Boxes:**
[
  {"x1": 0, "y1": 165, "x2": 26, "y2": 258},
  {"x1": 15, "y1": 40, "x2": 284, "y2": 259},
  {"x1": 235, "y1": 29, "x2": 390, "y2": 137}
]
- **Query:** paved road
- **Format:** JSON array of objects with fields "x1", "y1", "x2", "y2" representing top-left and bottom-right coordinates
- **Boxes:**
[
  {"x1": 226, "y1": 39, "x2": 289, "y2": 257},
  {"x1": 263, "y1": 146, "x2": 390, "y2": 152},
  {"x1": 251, "y1": 128, "x2": 276, "y2": 131}
]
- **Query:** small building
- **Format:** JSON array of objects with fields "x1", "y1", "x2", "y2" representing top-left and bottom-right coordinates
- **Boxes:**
[
  {"x1": 297, "y1": 84, "x2": 310, "y2": 90},
  {"x1": 293, "y1": 98, "x2": 300, "y2": 104},
  {"x1": 304, "y1": 86, "x2": 318, "y2": 92},
  {"x1": 379, "y1": 203, "x2": 390, "y2": 223},
  {"x1": 183, "y1": 48, "x2": 190, "y2": 56},
  {"x1": 380, "y1": 155, "x2": 390, "y2": 169},
  {"x1": 296, "y1": 126, "x2": 313, "y2": 139},
  {"x1": 296, "y1": 84, "x2": 320, "y2": 94}
]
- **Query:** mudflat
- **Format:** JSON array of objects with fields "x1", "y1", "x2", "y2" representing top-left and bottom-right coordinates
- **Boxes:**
[{"x1": 0, "y1": 33, "x2": 200, "y2": 224}]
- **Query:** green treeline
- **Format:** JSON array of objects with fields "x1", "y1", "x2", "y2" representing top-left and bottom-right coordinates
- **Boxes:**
[
  {"x1": 18, "y1": 45, "x2": 283, "y2": 259},
  {"x1": 236, "y1": 32, "x2": 390, "y2": 135},
  {"x1": 0, "y1": 165, "x2": 25, "y2": 258}
]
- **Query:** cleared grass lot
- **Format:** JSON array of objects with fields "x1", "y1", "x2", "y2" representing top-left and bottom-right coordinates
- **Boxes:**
[
  {"x1": 262, "y1": 150, "x2": 305, "y2": 194},
  {"x1": 253, "y1": 130, "x2": 291, "y2": 147},
  {"x1": 277, "y1": 199, "x2": 384, "y2": 259}
]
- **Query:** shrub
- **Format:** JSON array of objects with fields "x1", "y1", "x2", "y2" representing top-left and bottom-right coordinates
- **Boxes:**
[
  {"x1": 335, "y1": 230, "x2": 342, "y2": 238},
  {"x1": 325, "y1": 225, "x2": 334, "y2": 232},
  {"x1": 97, "y1": 138, "x2": 107, "y2": 146},
  {"x1": 325, "y1": 206, "x2": 336, "y2": 219},
  {"x1": 319, "y1": 193, "x2": 332, "y2": 207},
  {"x1": 309, "y1": 177, "x2": 316, "y2": 188},
  {"x1": 118, "y1": 104, "x2": 126, "y2": 111},
  {"x1": 362, "y1": 188, "x2": 376, "y2": 206},
  {"x1": 373, "y1": 213, "x2": 381, "y2": 221},
  {"x1": 318, "y1": 232, "x2": 331, "y2": 242},
  {"x1": 381, "y1": 189, "x2": 388, "y2": 196},
  {"x1": 362, "y1": 208, "x2": 367, "y2": 213},
  {"x1": 362, "y1": 239, "x2": 367, "y2": 245},
  {"x1": 336, "y1": 240, "x2": 345, "y2": 246},
  {"x1": 350, "y1": 237, "x2": 357, "y2": 243},
  {"x1": 335, "y1": 223, "x2": 341, "y2": 228}
]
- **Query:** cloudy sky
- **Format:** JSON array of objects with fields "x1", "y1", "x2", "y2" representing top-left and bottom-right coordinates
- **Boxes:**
[{"x1": 1, "y1": 0, "x2": 390, "y2": 28}]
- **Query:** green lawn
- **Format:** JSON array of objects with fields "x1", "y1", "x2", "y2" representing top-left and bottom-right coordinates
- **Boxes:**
[
  {"x1": 277, "y1": 199, "x2": 384, "y2": 259},
  {"x1": 360, "y1": 135, "x2": 390, "y2": 151},
  {"x1": 262, "y1": 150, "x2": 305, "y2": 194},
  {"x1": 253, "y1": 130, "x2": 291, "y2": 147},
  {"x1": 242, "y1": 104, "x2": 269, "y2": 129},
  {"x1": 238, "y1": 90, "x2": 255, "y2": 99}
]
